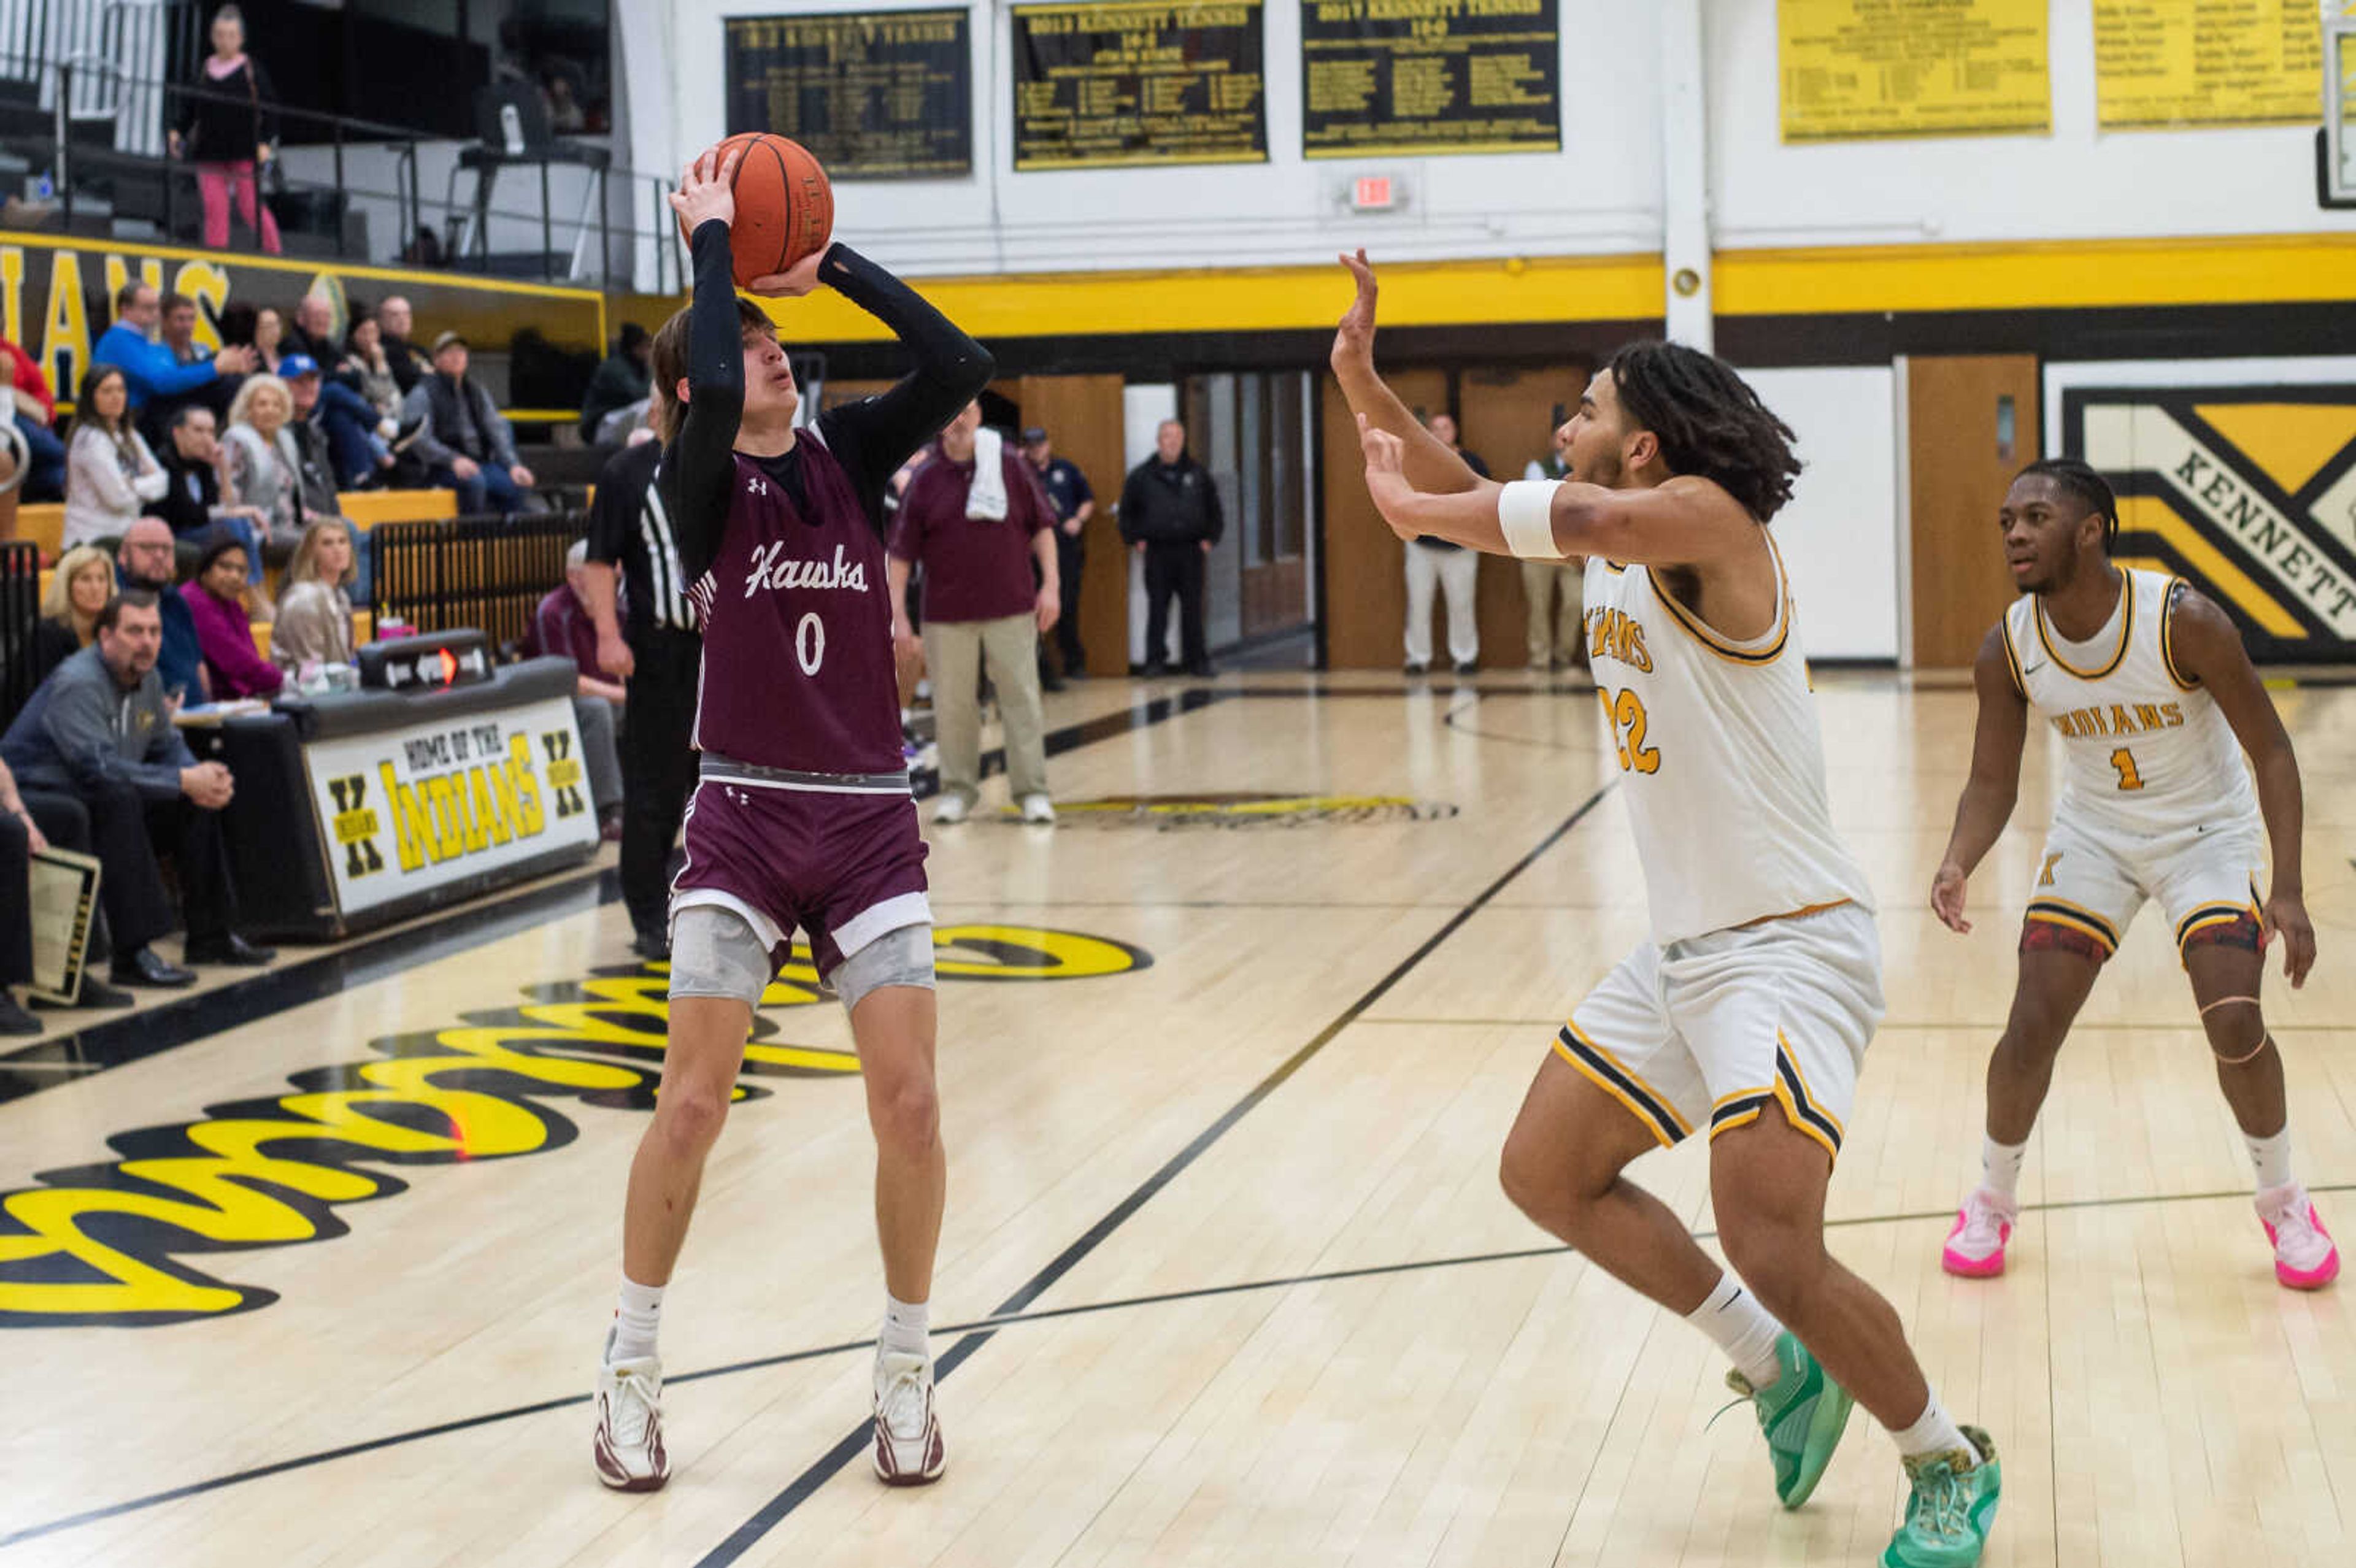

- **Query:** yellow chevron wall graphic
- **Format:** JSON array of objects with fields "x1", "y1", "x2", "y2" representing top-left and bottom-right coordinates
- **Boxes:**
[{"x1": 2067, "y1": 385, "x2": 2356, "y2": 659}]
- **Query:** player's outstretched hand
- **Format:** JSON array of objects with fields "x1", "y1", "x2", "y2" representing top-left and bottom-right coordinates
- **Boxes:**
[
  {"x1": 1357, "y1": 413, "x2": 1416, "y2": 540},
  {"x1": 1331, "y1": 248, "x2": 1378, "y2": 372},
  {"x1": 669, "y1": 143, "x2": 742, "y2": 234},
  {"x1": 1930, "y1": 860, "x2": 1971, "y2": 934},
  {"x1": 2260, "y1": 889, "x2": 2316, "y2": 988},
  {"x1": 745, "y1": 246, "x2": 828, "y2": 299}
]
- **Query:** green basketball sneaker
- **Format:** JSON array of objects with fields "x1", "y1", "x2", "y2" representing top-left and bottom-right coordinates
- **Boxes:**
[
  {"x1": 1882, "y1": 1426, "x2": 2002, "y2": 1567},
  {"x1": 1723, "y1": 1330, "x2": 1854, "y2": 1509}
]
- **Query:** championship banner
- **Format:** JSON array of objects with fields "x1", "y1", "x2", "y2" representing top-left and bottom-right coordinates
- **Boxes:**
[
  {"x1": 723, "y1": 11, "x2": 974, "y2": 179},
  {"x1": 2093, "y1": 1, "x2": 2347, "y2": 130},
  {"x1": 1779, "y1": 0, "x2": 2049, "y2": 143},
  {"x1": 1300, "y1": 0, "x2": 1560, "y2": 159},
  {"x1": 2063, "y1": 383, "x2": 2356, "y2": 663},
  {"x1": 302, "y1": 696, "x2": 600, "y2": 917},
  {"x1": 26, "y1": 847, "x2": 98, "y2": 1007},
  {"x1": 1012, "y1": 0, "x2": 1268, "y2": 170}
]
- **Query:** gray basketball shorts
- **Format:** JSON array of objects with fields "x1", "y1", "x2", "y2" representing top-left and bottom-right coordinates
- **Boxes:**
[{"x1": 669, "y1": 903, "x2": 935, "y2": 1014}]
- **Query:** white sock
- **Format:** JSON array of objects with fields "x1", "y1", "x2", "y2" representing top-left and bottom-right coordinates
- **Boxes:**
[
  {"x1": 1980, "y1": 1135, "x2": 2029, "y2": 1201},
  {"x1": 2248, "y1": 1126, "x2": 2295, "y2": 1191},
  {"x1": 1684, "y1": 1272, "x2": 1786, "y2": 1389},
  {"x1": 1890, "y1": 1393, "x2": 1979, "y2": 1464},
  {"x1": 610, "y1": 1276, "x2": 664, "y2": 1362},
  {"x1": 879, "y1": 1292, "x2": 930, "y2": 1361}
]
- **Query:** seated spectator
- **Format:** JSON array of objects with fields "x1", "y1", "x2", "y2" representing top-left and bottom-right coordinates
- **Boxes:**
[
  {"x1": 139, "y1": 291, "x2": 244, "y2": 447},
  {"x1": 148, "y1": 404, "x2": 272, "y2": 582},
  {"x1": 63, "y1": 365, "x2": 169, "y2": 548},
  {"x1": 0, "y1": 590, "x2": 274, "y2": 988},
  {"x1": 91, "y1": 282, "x2": 253, "y2": 419},
  {"x1": 287, "y1": 291, "x2": 339, "y2": 367},
  {"x1": 180, "y1": 531, "x2": 282, "y2": 699},
  {"x1": 277, "y1": 359, "x2": 373, "y2": 605},
  {"x1": 375, "y1": 296, "x2": 429, "y2": 395},
  {"x1": 579, "y1": 322, "x2": 651, "y2": 444},
  {"x1": 221, "y1": 372, "x2": 319, "y2": 588},
  {"x1": 31, "y1": 545, "x2": 115, "y2": 684},
  {"x1": 530, "y1": 539, "x2": 623, "y2": 838},
  {"x1": 402, "y1": 332, "x2": 536, "y2": 514},
  {"x1": 117, "y1": 518, "x2": 206, "y2": 702},
  {"x1": 283, "y1": 350, "x2": 395, "y2": 490},
  {"x1": 0, "y1": 754, "x2": 129, "y2": 1028},
  {"x1": 250, "y1": 306, "x2": 286, "y2": 374},
  {"x1": 271, "y1": 518, "x2": 358, "y2": 673},
  {"x1": 339, "y1": 315, "x2": 402, "y2": 427},
  {"x1": 0, "y1": 332, "x2": 64, "y2": 501}
]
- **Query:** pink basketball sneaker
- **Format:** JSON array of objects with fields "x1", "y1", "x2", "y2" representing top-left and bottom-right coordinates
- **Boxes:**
[
  {"x1": 2257, "y1": 1182, "x2": 2341, "y2": 1290},
  {"x1": 1941, "y1": 1186, "x2": 2018, "y2": 1278}
]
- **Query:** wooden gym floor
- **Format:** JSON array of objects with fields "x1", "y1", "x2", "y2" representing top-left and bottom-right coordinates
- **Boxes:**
[{"x1": 5, "y1": 667, "x2": 2355, "y2": 1567}]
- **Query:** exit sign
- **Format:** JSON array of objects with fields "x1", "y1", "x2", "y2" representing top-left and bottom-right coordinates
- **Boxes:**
[{"x1": 1351, "y1": 175, "x2": 1394, "y2": 210}]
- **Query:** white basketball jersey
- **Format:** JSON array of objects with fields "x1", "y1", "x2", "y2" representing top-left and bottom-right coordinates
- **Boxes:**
[
  {"x1": 1581, "y1": 545, "x2": 1874, "y2": 949},
  {"x1": 2000, "y1": 568, "x2": 2258, "y2": 836}
]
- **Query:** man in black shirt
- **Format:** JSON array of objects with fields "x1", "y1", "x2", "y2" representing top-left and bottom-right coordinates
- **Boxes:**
[
  {"x1": 1118, "y1": 419, "x2": 1222, "y2": 677},
  {"x1": 579, "y1": 431, "x2": 698, "y2": 959},
  {"x1": 1023, "y1": 425, "x2": 1093, "y2": 678}
]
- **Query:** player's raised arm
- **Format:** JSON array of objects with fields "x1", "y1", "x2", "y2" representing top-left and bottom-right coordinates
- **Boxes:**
[
  {"x1": 660, "y1": 145, "x2": 752, "y2": 575},
  {"x1": 1330, "y1": 250, "x2": 1485, "y2": 496},
  {"x1": 2166, "y1": 586, "x2": 2314, "y2": 986},
  {"x1": 1930, "y1": 622, "x2": 2032, "y2": 934}
]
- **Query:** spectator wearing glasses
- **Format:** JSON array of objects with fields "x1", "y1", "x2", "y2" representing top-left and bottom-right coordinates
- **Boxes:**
[
  {"x1": 166, "y1": 4, "x2": 283, "y2": 254},
  {"x1": 116, "y1": 518, "x2": 206, "y2": 704},
  {"x1": 180, "y1": 531, "x2": 283, "y2": 699}
]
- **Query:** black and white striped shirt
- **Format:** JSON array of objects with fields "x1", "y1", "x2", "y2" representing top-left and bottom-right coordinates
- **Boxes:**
[{"x1": 584, "y1": 437, "x2": 698, "y2": 640}]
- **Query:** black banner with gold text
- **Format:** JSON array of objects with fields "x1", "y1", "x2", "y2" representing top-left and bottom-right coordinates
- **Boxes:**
[
  {"x1": 1301, "y1": 0, "x2": 1560, "y2": 158},
  {"x1": 724, "y1": 10, "x2": 973, "y2": 179},
  {"x1": 1013, "y1": 1, "x2": 1268, "y2": 170}
]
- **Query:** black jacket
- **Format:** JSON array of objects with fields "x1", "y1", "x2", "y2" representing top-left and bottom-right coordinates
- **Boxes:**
[
  {"x1": 177, "y1": 56, "x2": 278, "y2": 161},
  {"x1": 1118, "y1": 454, "x2": 1224, "y2": 547},
  {"x1": 147, "y1": 447, "x2": 223, "y2": 538}
]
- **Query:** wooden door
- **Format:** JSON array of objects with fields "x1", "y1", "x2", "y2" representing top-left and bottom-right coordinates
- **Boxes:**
[
  {"x1": 1458, "y1": 364, "x2": 1590, "y2": 667},
  {"x1": 1906, "y1": 355, "x2": 2038, "y2": 669},
  {"x1": 1014, "y1": 374, "x2": 1128, "y2": 676},
  {"x1": 1320, "y1": 368, "x2": 1447, "y2": 669}
]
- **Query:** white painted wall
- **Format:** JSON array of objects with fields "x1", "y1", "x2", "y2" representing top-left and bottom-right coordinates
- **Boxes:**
[{"x1": 1741, "y1": 366, "x2": 1901, "y2": 660}]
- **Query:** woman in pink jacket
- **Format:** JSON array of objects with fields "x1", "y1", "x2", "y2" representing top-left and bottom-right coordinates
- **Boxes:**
[{"x1": 180, "y1": 530, "x2": 283, "y2": 699}]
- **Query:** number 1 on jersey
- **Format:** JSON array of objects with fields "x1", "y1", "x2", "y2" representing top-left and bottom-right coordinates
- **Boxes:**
[{"x1": 2109, "y1": 747, "x2": 2144, "y2": 791}]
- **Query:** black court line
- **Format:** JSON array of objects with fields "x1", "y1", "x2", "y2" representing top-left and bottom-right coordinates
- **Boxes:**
[
  {"x1": 690, "y1": 779, "x2": 1619, "y2": 1566},
  {"x1": 8, "y1": 1172, "x2": 2336, "y2": 1551}
]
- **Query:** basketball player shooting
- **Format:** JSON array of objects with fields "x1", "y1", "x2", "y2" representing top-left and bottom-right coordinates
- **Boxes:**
[
  {"x1": 1333, "y1": 250, "x2": 2003, "y2": 1567},
  {"x1": 591, "y1": 143, "x2": 993, "y2": 1493},
  {"x1": 1930, "y1": 459, "x2": 2333, "y2": 1288}
]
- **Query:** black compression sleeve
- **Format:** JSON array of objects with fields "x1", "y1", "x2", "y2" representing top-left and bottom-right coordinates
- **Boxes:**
[
  {"x1": 662, "y1": 219, "x2": 746, "y2": 581},
  {"x1": 815, "y1": 244, "x2": 994, "y2": 496}
]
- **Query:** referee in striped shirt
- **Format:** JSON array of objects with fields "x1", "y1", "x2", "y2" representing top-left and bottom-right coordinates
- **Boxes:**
[{"x1": 580, "y1": 424, "x2": 702, "y2": 961}]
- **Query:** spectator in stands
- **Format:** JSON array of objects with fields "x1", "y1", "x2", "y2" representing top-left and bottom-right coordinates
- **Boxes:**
[
  {"x1": 404, "y1": 332, "x2": 537, "y2": 514},
  {"x1": 282, "y1": 350, "x2": 393, "y2": 489},
  {"x1": 579, "y1": 322, "x2": 651, "y2": 444},
  {"x1": 0, "y1": 590, "x2": 274, "y2": 987},
  {"x1": 180, "y1": 531, "x2": 282, "y2": 699},
  {"x1": 0, "y1": 333, "x2": 63, "y2": 501},
  {"x1": 63, "y1": 365, "x2": 168, "y2": 549},
  {"x1": 887, "y1": 401, "x2": 1062, "y2": 826},
  {"x1": 115, "y1": 520, "x2": 204, "y2": 702},
  {"x1": 531, "y1": 540, "x2": 624, "y2": 839},
  {"x1": 31, "y1": 545, "x2": 115, "y2": 684},
  {"x1": 1118, "y1": 418, "x2": 1222, "y2": 678},
  {"x1": 148, "y1": 404, "x2": 270, "y2": 572},
  {"x1": 271, "y1": 518, "x2": 357, "y2": 674},
  {"x1": 375, "y1": 296, "x2": 429, "y2": 394},
  {"x1": 339, "y1": 315, "x2": 402, "y2": 426},
  {"x1": 166, "y1": 3, "x2": 282, "y2": 254},
  {"x1": 0, "y1": 753, "x2": 129, "y2": 1028},
  {"x1": 1401, "y1": 412, "x2": 1486, "y2": 677},
  {"x1": 92, "y1": 283, "x2": 255, "y2": 417},
  {"x1": 220, "y1": 372, "x2": 308, "y2": 571},
  {"x1": 287, "y1": 293, "x2": 339, "y2": 367},
  {"x1": 139, "y1": 291, "x2": 244, "y2": 446},
  {"x1": 250, "y1": 306, "x2": 286, "y2": 374}
]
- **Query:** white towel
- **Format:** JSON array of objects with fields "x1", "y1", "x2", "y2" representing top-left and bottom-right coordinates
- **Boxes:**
[{"x1": 966, "y1": 426, "x2": 1009, "y2": 521}]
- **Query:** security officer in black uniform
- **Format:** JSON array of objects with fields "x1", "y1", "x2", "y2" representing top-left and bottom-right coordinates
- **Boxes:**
[{"x1": 580, "y1": 426, "x2": 702, "y2": 960}]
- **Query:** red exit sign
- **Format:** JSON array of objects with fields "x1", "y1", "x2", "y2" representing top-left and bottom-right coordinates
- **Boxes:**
[{"x1": 1351, "y1": 175, "x2": 1394, "y2": 210}]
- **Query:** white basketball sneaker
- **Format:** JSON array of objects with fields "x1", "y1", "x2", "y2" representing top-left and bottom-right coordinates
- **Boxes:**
[
  {"x1": 593, "y1": 1333, "x2": 670, "y2": 1491},
  {"x1": 872, "y1": 1350, "x2": 945, "y2": 1486},
  {"x1": 1941, "y1": 1185, "x2": 2018, "y2": 1278},
  {"x1": 1018, "y1": 793, "x2": 1057, "y2": 825},
  {"x1": 933, "y1": 794, "x2": 970, "y2": 826}
]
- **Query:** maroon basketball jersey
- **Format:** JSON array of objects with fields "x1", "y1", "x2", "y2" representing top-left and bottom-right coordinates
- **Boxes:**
[{"x1": 685, "y1": 431, "x2": 904, "y2": 775}]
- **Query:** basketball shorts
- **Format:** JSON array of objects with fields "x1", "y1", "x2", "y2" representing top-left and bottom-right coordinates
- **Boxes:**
[
  {"x1": 1555, "y1": 901, "x2": 1884, "y2": 1161},
  {"x1": 2024, "y1": 813, "x2": 2264, "y2": 963},
  {"x1": 669, "y1": 769, "x2": 931, "y2": 988}
]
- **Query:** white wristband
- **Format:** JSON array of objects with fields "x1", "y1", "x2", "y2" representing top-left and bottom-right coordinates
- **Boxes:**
[{"x1": 1497, "y1": 480, "x2": 1562, "y2": 559}]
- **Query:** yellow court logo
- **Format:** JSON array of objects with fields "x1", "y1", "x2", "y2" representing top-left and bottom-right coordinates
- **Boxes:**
[{"x1": 0, "y1": 924, "x2": 1149, "y2": 1329}]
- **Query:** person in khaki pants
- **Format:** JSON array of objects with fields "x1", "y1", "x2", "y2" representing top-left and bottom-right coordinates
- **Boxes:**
[
  {"x1": 1521, "y1": 436, "x2": 1582, "y2": 671},
  {"x1": 887, "y1": 401, "x2": 1062, "y2": 825}
]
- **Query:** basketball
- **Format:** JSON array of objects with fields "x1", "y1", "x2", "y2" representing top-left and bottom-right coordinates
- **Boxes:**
[{"x1": 680, "y1": 133, "x2": 834, "y2": 286}]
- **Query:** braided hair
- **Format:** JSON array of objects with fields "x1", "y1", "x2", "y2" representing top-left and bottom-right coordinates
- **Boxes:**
[
  {"x1": 1605, "y1": 341, "x2": 1800, "y2": 523},
  {"x1": 2012, "y1": 457, "x2": 2119, "y2": 551}
]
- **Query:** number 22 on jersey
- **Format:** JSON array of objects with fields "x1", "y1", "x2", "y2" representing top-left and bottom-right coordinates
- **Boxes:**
[{"x1": 1598, "y1": 686, "x2": 1660, "y2": 774}]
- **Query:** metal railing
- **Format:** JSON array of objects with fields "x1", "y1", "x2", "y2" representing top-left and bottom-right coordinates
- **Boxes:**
[
  {"x1": 0, "y1": 47, "x2": 685, "y2": 291},
  {"x1": 370, "y1": 510, "x2": 588, "y2": 658},
  {"x1": 0, "y1": 538, "x2": 45, "y2": 727}
]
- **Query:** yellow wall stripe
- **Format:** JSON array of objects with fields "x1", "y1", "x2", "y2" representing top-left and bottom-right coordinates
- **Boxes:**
[{"x1": 2115, "y1": 496, "x2": 2306, "y2": 638}]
